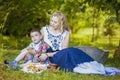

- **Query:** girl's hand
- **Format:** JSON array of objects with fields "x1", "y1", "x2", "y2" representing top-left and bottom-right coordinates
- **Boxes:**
[
  {"x1": 35, "y1": 54, "x2": 40, "y2": 58},
  {"x1": 27, "y1": 48, "x2": 36, "y2": 54}
]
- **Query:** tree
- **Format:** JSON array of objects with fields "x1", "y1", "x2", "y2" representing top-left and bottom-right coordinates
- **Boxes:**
[{"x1": 103, "y1": 17, "x2": 116, "y2": 45}]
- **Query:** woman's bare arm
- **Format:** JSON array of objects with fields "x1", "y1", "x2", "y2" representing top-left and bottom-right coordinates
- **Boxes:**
[{"x1": 61, "y1": 31, "x2": 70, "y2": 49}]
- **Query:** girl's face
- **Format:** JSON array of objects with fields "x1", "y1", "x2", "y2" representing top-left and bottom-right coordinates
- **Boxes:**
[
  {"x1": 30, "y1": 32, "x2": 42, "y2": 44},
  {"x1": 50, "y1": 16, "x2": 60, "y2": 30}
]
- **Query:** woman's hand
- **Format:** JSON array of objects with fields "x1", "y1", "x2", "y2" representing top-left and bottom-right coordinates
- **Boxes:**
[{"x1": 39, "y1": 54, "x2": 48, "y2": 61}]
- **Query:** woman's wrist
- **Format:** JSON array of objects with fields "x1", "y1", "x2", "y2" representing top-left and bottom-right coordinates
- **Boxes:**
[
  {"x1": 52, "y1": 52, "x2": 57, "y2": 56},
  {"x1": 47, "y1": 52, "x2": 57, "y2": 57}
]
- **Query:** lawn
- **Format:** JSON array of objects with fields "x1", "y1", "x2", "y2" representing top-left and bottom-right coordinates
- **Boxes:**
[
  {"x1": 1, "y1": 51, "x2": 120, "y2": 80},
  {"x1": 1, "y1": 29, "x2": 120, "y2": 80},
  {"x1": 1, "y1": 46, "x2": 120, "y2": 80}
]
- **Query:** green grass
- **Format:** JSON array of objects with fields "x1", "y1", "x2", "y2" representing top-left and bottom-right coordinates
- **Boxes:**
[
  {"x1": 1, "y1": 29, "x2": 120, "y2": 80},
  {"x1": 1, "y1": 47, "x2": 120, "y2": 80}
]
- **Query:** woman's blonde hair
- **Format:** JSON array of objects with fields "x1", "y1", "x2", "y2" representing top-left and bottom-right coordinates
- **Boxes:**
[{"x1": 51, "y1": 12, "x2": 68, "y2": 31}]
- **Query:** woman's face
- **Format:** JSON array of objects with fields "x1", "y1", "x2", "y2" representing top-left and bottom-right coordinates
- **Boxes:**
[{"x1": 50, "y1": 16, "x2": 60, "y2": 30}]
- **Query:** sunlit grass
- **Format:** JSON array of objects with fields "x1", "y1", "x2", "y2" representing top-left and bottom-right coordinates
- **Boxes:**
[
  {"x1": 1, "y1": 50, "x2": 120, "y2": 80},
  {"x1": 1, "y1": 29, "x2": 120, "y2": 80},
  {"x1": 70, "y1": 28, "x2": 120, "y2": 59},
  {"x1": 71, "y1": 28, "x2": 119, "y2": 48}
]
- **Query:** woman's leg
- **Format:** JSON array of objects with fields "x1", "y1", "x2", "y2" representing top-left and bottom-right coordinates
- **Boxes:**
[{"x1": 50, "y1": 47, "x2": 94, "y2": 72}]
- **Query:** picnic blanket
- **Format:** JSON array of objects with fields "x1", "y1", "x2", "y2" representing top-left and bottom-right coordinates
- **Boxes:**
[{"x1": 21, "y1": 61, "x2": 48, "y2": 73}]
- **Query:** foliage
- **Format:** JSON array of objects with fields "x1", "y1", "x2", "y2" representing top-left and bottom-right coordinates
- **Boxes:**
[
  {"x1": 0, "y1": 0, "x2": 120, "y2": 45},
  {"x1": 0, "y1": 0, "x2": 48, "y2": 36},
  {"x1": 2, "y1": 35, "x2": 31, "y2": 50}
]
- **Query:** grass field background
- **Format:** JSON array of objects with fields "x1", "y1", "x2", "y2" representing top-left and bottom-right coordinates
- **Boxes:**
[{"x1": 1, "y1": 28, "x2": 120, "y2": 80}]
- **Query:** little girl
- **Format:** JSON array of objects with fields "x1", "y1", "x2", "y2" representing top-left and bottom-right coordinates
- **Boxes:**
[{"x1": 5, "y1": 28, "x2": 52, "y2": 69}]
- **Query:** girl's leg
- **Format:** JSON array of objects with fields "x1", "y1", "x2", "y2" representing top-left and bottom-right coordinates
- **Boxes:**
[
  {"x1": 20, "y1": 60, "x2": 32, "y2": 68},
  {"x1": 6, "y1": 49, "x2": 29, "y2": 69},
  {"x1": 15, "y1": 49, "x2": 28, "y2": 62}
]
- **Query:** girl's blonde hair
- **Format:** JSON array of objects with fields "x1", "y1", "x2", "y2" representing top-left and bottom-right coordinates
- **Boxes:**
[{"x1": 51, "y1": 12, "x2": 68, "y2": 31}]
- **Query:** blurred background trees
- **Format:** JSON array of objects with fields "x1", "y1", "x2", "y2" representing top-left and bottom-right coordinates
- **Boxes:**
[{"x1": 0, "y1": 0, "x2": 120, "y2": 50}]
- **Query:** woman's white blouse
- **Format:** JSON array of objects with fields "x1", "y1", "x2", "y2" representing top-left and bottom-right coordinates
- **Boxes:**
[{"x1": 43, "y1": 26, "x2": 68, "y2": 51}]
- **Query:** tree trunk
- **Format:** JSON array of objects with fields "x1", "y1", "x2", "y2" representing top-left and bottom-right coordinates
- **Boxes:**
[
  {"x1": 91, "y1": 24, "x2": 95, "y2": 42},
  {"x1": 114, "y1": 40, "x2": 120, "y2": 57}
]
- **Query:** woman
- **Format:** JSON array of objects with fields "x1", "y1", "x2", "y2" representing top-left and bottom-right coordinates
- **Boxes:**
[
  {"x1": 40, "y1": 12, "x2": 120, "y2": 75},
  {"x1": 40, "y1": 12, "x2": 94, "y2": 71}
]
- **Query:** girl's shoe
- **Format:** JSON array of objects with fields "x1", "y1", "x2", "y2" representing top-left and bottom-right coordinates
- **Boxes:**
[{"x1": 4, "y1": 60, "x2": 19, "y2": 70}]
